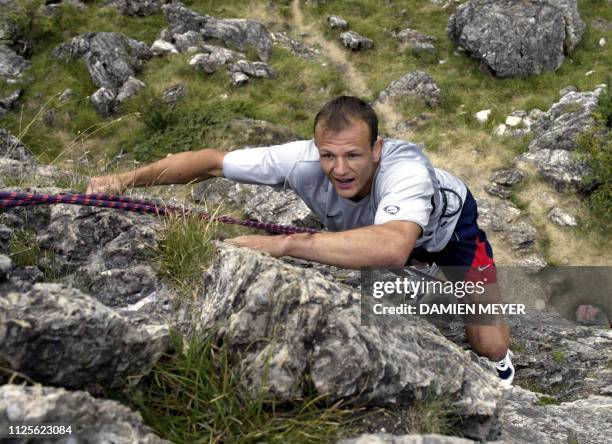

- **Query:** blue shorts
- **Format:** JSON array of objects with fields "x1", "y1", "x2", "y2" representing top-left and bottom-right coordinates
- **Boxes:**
[{"x1": 408, "y1": 189, "x2": 497, "y2": 283}]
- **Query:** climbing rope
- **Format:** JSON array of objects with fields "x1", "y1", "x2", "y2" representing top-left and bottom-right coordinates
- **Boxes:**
[{"x1": 0, "y1": 191, "x2": 321, "y2": 235}]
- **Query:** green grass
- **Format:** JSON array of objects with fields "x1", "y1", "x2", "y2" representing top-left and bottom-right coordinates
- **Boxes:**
[
  {"x1": 537, "y1": 395, "x2": 559, "y2": 406},
  {"x1": 8, "y1": 229, "x2": 56, "y2": 279},
  {"x1": 405, "y1": 392, "x2": 460, "y2": 435},
  {"x1": 128, "y1": 329, "x2": 359, "y2": 444},
  {"x1": 551, "y1": 350, "x2": 566, "y2": 364}
]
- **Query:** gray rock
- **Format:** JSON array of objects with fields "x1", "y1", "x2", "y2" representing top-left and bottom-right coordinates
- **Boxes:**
[
  {"x1": 447, "y1": 0, "x2": 585, "y2": 77},
  {"x1": 519, "y1": 88, "x2": 603, "y2": 191},
  {"x1": 502, "y1": 222, "x2": 537, "y2": 251},
  {"x1": 150, "y1": 38, "x2": 179, "y2": 55},
  {"x1": 53, "y1": 32, "x2": 150, "y2": 115},
  {"x1": 232, "y1": 71, "x2": 249, "y2": 86},
  {"x1": 0, "y1": 253, "x2": 10, "y2": 281},
  {"x1": 162, "y1": 2, "x2": 273, "y2": 62},
  {"x1": 490, "y1": 168, "x2": 526, "y2": 187},
  {"x1": 440, "y1": 310, "x2": 612, "y2": 402},
  {"x1": 0, "y1": 89, "x2": 21, "y2": 118},
  {"x1": 193, "y1": 177, "x2": 322, "y2": 229},
  {"x1": 0, "y1": 224, "x2": 12, "y2": 254},
  {"x1": 559, "y1": 85, "x2": 579, "y2": 97},
  {"x1": 37, "y1": 205, "x2": 162, "y2": 305},
  {"x1": 90, "y1": 87, "x2": 116, "y2": 117},
  {"x1": 338, "y1": 434, "x2": 474, "y2": 444},
  {"x1": 162, "y1": 84, "x2": 186, "y2": 106},
  {"x1": 197, "y1": 244, "x2": 505, "y2": 441},
  {"x1": 548, "y1": 206, "x2": 577, "y2": 226},
  {"x1": 338, "y1": 434, "x2": 473, "y2": 444},
  {"x1": 189, "y1": 46, "x2": 244, "y2": 74},
  {"x1": 190, "y1": 53, "x2": 221, "y2": 74},
  {"x1": 499, "y1": 387, "x2": 612, "y2": 444},
  {"x1": 484, "y1": 183, "x2": 512, "y2": 199},
  {"x1": 270, "y1": 31, "x2": 320, "y2": 60},
  {"x1": 53, "y1": 32, "x2": 151, "y2": 91},
  {"x1": 396, "y1": 29, "x2": 437, "y2": 51},
  {"x1": 476, "y1": 197, "x2": 538, "y2": 251},
  {"x1": 116, "y1": 76, "x2": 146, "y2": 103},
  {"x1": 328, "y1": 15, "x2": 348, "y2": 29},
  {"x1": 173, "y1": 30, "x2": 205, "y2": 52},
  {"x1": 0, "y1": 283, "x2": 169, "y2": 391},
  {"x1": 105, "y1": 0, "x2": 170, "y2": 17},
  {"x1": 229, "y1": 59, "x2": 276, "y2": 78},
  {"x1": 340, "y1": 31, "x2": 374, "y2": 50},
  {"x1": 0, "y1": 44, "x2": 29, "y2": 78},
  {"x1": 0, "y1": 128, "x2": 35, "y2": 165},
  {"x1": 375, "y1": 71, "x2": 441, "y2": 107},
  {"x1": 0, "y1": 384, "x2": 170, "y2": 443}
]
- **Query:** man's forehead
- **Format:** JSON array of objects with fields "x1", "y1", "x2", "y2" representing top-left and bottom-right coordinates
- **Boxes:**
[{"x1": 314, "y1": 119, "x2": 372, "y2": 146}]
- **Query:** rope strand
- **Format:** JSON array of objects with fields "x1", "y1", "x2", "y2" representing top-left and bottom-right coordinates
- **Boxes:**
[{"x1": 0, "y1": 191, "x2": 321, "y2": 235}]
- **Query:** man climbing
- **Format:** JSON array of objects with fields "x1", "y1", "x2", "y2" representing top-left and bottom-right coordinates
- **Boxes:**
[{"x1": 87, "y1": 96, "x2": 514, "y2": 385}]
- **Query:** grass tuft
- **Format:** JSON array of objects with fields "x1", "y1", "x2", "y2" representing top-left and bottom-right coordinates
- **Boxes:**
[{"x1": 128, "y1": 329, "x2": 357, "y2": 444}]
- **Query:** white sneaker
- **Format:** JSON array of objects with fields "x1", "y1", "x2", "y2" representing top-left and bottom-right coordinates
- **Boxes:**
[{"x1": 495, "y1": 349, "x2": 515, "y2": 387}]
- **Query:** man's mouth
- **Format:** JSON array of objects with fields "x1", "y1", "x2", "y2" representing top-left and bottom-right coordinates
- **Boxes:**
[{"x1": 334, "y1": 178, "x2": 355, "y2": 189}]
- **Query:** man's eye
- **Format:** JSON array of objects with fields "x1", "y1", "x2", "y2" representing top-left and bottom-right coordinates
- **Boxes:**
[
  {"x1": 321, "y1": 153, "x2": 334, "y2": 159},
  {"x1": 347, "y1": 154, "x2": 360, "y2": 159}
]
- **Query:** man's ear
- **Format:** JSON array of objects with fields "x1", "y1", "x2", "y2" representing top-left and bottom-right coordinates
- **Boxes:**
[{"x1": 373, "y1": 137, "x2": 383, "y2": 161}]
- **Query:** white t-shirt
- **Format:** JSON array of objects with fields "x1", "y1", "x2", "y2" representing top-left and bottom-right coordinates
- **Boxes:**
[{"x1": 222, "y1": 138, "x2": 467, "y2": 252}]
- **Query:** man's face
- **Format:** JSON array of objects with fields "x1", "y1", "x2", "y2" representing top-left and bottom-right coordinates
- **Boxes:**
[{"x1": 314, "y1": 118, "x2": 383, "y2": 201}]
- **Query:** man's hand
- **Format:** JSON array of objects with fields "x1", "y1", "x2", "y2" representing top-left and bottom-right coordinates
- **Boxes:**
[
  {"x1": 226, "y1": 235, "x2": 289, "y2": 258},
  {"x1": 86, "y1": 175, "x2": 126, "y2": 194}
]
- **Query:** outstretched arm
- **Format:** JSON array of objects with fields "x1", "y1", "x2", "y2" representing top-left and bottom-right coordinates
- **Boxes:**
[
  {"x1": 228, "y1": 220, "x2": 422, "y2": 269},
  {"x1": 86, "y1": 149, "x2": 227, "y2": 194}
]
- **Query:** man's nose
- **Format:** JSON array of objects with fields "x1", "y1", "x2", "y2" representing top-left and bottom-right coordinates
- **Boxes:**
[{"x1": 334, "y1": 157, "x2": 348, "y2": 175}]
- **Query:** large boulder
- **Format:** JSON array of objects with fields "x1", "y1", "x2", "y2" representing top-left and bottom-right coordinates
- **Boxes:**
[
  {"x1": 0, "y1": 384, "x2": 170, "y2": 443},
  {"x1": 375, "y1": 71, "x2": 440, "y2": 107},
  {"x1": 162, "y1": 2, "x2": 273, "y2": 61},
  {"x1": 197, "y1": 243, "x2": 505, "y2": 441},
  {"x1": 447, "y1": 0, "x2": 585, "y2": 77},
  {"x1": 519, "y1": 86, "x2": 607, "y2": 192},
  {"x1": 53, "y1": 32, "x2": 151, "y2": 116},
  {"x1": 0, "y1": 283, "x2": 169, "y2": 391}
]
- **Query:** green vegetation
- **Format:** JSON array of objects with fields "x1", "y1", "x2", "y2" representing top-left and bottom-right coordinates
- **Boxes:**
[
  {"x1": 537, "y1": 395, "x2": 559, "y2": 406},
  {"x1": 8, "y1": 229, "x2": 56, "y2": 279},
  {"x1": 405, "y1": 392, "x2": 461, "y2": 435},
  {"x1": 576, "y1": 82, "x2": 612, "y2": 234},
  {"x1": 551, "y1": 350, "x2": 566, "y2": 364},
  {"x1": 128, "y1": 329, "x2": 358, "y2": 444}
]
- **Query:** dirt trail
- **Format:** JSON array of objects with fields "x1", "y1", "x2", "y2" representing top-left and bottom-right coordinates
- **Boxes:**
[{"x1": 290, "y1": 0, "x2": 404, "y2": 131}]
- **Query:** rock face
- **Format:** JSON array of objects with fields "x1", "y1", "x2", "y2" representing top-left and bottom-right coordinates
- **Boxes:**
[
  {"x1": 53, "y1": 32, "x2": 151, "y2": 116},
  {"x1": 340, "y1": 31, "x2": 374, "y2": 50},
  {"x1": 105, "y1": 0, "x2": 170, "y2": 16},
  {"x1": 519, "y1": 86, "x2": 606, "y2": 191},
  {"x1": 192, "y1": 178, "x2": 322, "y2": 229},
  {"x1": 499, "y1": 387, "x2": 612, "y2": 444},
  {"x1": 197, "y1": 243, "x2": 505, "y2": 441},
  {"x1": 0, "y1": 44, "x2": 29, "y2": 78},
  {"x1": 0, "y1": 283, "x2": 169, "y2": 391},
  {"x1": 0, "y1": 89, "x2": 21, "y2": 118},
  {"x1": 0, "y1": 384, "x2": 170, "y2": 443},
  {"x1": 338, "y1": 434, "x2": 474, "y2": 444},
  {"x1": 162, "y1": 2, "x2": 273, "y2": 62},
  {"x1": 442, "y1": 310, "x2": 612, "y2": 403},
  {"x1": 447, "y1": 0, "x2": 585, "y2": 77},
  {"x1": 375, "y1": 71, "x2": 441, "y2": 107}
]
